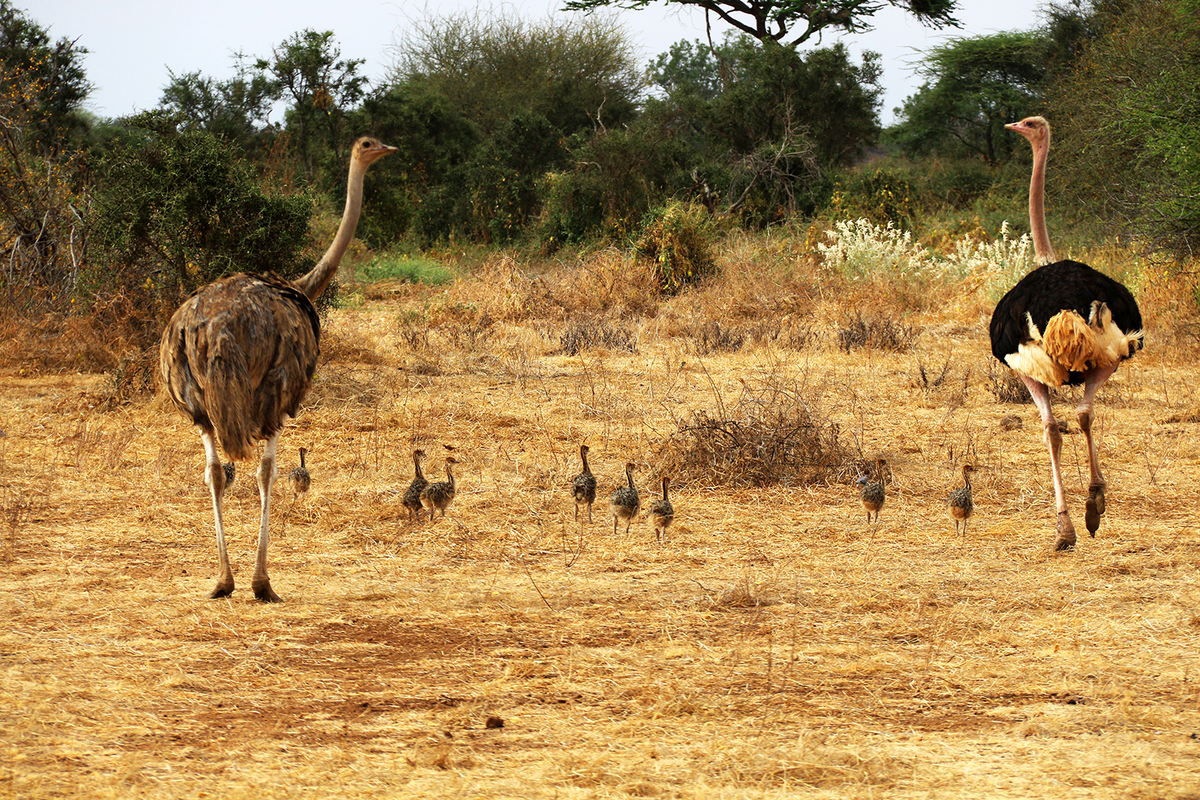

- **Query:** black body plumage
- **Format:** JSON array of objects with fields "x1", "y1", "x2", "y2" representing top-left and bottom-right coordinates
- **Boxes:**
[{"x1": 989, "y1": 260, "x2": 1143, "y2": 386}]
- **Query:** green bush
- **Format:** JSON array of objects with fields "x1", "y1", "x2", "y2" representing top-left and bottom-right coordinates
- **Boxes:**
[
  {"x1": 539, "y1": 125, "x2": 701, "y2": 247},
  {"x1": 635, "y1": 200, "x2": 717, "y2": 294},
  {"x1": 88, "y1": 115, "x2": 312, "y2": 332}
]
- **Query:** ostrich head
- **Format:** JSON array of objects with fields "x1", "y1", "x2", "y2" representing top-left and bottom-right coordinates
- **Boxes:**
[
  {"x1": 352, "y1": 136, "x2": 398, "y2": 167},
  {"x1": 1004, "y1": 116, "x2": 1050, "y2": 150}
]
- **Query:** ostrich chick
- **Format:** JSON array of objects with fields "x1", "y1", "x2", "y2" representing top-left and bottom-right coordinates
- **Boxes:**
[
  {"x1": 402, "y1": 449, "x2": 428, "y2": 521},
  {"x1": 290, "y1": 447, "x2": 311, "y2": 505},
  {"x1": 647, "y1": 476, "x2": 675, "y2": 543},
  {"x1": 857, "y1": 458, "x2": 887, "y2": 524},
  {"x1": 947, "y1": 464, "x2": 976, "y2": 536},
  {"x1": 610, "y1": 462, "x2": 640, "y2": 535},
  {"x1": 572, "y1": 444, "x2": 598, "y2": 522},
  {"x1": 421, "y1": 456, "x2": 459, "y2": 519}
]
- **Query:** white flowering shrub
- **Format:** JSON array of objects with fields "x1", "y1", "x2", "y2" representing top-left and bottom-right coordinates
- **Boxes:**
[
  {"x1": 816, "y1": 218, "x2": 930, "y2": 281},
  {"x1": 816, "y1": 218, "x2": 1035, "y2": 300},
  {"x1": 937, "y1": 221, "x2": 1035, "y2": 298}
]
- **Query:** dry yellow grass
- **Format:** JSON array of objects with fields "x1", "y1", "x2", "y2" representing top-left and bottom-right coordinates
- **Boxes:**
[{"x1": 4, "y1": 251, "x2": 1200, "y2": 799}]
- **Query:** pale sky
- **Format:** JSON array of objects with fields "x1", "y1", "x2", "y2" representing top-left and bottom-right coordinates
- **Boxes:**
[{"x1": 24, "y1": 0, "x2": 1049, "y2": 125}]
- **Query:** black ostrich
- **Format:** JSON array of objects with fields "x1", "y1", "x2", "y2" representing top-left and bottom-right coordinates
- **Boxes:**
[{"x1": 989, "y1": 117, "x2": 1143, "y2": 551}]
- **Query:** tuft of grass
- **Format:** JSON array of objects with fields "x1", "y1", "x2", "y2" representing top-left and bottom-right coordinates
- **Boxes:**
[
  {"x1": 836, "y1": 313, "x2": 918, "y2": 353},
  {"x1": 987, "y1": 360, "x2": 1034, "y2": 404},
  {"x1": 353, "y1": 252, "x2": 453, "y2": 286}
]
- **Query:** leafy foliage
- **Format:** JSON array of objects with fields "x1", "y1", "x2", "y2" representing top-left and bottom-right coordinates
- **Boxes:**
[
  {"x1": 890, "y1": 31, "x2": 1051, "y2": 164},
  {"x1": 540, "y1": 123, "x2": 701, "y2": 246},
  {"x1": 158, "y1": 57, "x2": 277, "y2": 148},
  {"x1": 0, "y1": 0, "x2": 91, "y2": 153},
  {"x1": 635, "y1": 200, "x2": 717, "y2": 294},
  {"x1": 1047, "y1": 0, "x2": 1200, "y2": 258},
  {"x1": 388, "y1": 10, "x2": 642, "y2": 136},
  {"x1": 256, "y1": 29, "x2": 368, "y2": 179},
  {"x1": 561, "y1": 0, "x2": 961, "y2": 49},
  {"x1": 89, "y1": 115, "x2": 312, "y2": 333}
]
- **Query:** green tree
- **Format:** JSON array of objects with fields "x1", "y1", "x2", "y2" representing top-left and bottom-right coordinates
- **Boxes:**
[
  {"x1": 562, "y1": 0, "x2": 960, "y2": 48},
  {"x1": 1048, "y1": 0, "x2": 1200, "y2": 258},
  {"x1": 256, "y1": 30, "x2": 368, "y2": 178},
  {"x1": 0, "y1": 2, "x2": 90, "y2": 311},
  {"x1": 890, "y1": 31, "x2": 1050, "y2": 164},
  {"x1": 351, "y1": 82, "x2": 480, "y2": 243},
  {"x1": 707, "y1": 39, "x2": 881, "y2": 168},
  {"x1": 158, "y1": 55, "x2": 277, "y2": 147},
  {"x1": 0, "y1": 0, "x2": 91, "y2": 153},
  {"x1": 387, "y1": 10, "x2": 643, "y2": 136},
  {"x1": 89, "y1": 113, "x2": 313, "y2": 333}
]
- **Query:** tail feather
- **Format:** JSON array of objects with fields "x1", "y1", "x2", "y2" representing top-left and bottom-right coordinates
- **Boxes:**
[
  {"x1": 1033, "y1": 302, "x2": 1141, "y2": 378},
  {"x1": 206, "y1": 344, "x2": 256, "y2": 461},
  {"x1": 1089, "y1": 301, "x2": 1143, "y2": 366}
]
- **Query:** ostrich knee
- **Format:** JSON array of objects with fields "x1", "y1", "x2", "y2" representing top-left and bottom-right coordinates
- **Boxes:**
[
  {"x1": 1043, "y1": 419, "x2": 1063, "y2": 458},
  {"x1": 1076, "y1": 405, "x2": 1094, "y2": 436}
]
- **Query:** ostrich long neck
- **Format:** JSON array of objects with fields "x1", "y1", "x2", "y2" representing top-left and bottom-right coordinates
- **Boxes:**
[
  {"x1": 1028, "y1": 134, "x2": 1057, "y2": 265},
  {"x1": 295, "y1": 155, "x2": 368, "y2": 301}
]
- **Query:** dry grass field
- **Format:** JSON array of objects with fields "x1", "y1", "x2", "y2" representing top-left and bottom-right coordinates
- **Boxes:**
[{"x1": 4, "y1": 243, "x2": 1200, "y2": 798}]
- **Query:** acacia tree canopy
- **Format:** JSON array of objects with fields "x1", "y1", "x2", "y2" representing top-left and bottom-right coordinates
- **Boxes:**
[{"x1": 562, "y1": 0, "x2": 960, "y2": 47}]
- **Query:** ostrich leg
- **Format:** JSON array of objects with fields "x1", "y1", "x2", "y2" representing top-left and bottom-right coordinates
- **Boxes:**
[
  {"x1": 253, "y1": 433, "x2": 282, "y2": 603},
  {"x1": 1078, "y1": 365, "x2": 1117, "y2": 537},
  {"x1": 1021, "y1": 376, "x2": 1076, "y2": 551},
  {"x1": 202, "y1": 431, "x2": 235, "y2": 598}
]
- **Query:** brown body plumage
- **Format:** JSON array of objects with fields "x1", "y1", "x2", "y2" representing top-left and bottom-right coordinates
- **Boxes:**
[
  {"x1": 609, "y1": 462, "x2": 640, "y2": 535},
  {"x1": 647, "y1": 476, "x2": 674, "y2": 543},
  {"x1": 289, "y1": 447, "x2": 311, "y2": 504},
  {"x1": 947, "y1": 464, "x2": 976, "y2": 536},
  {"x1": 402, "y1": 449, "x2": 428, "y2": 521},
  {"x1": 572, "y1": 444, "x2": 598, "y2": 522},
  {"x1": 420, "y1": 457, "x2": 459, "y2": 519},
  {"x1": 858, "y1": 458, "x2": 887, "y2": 524},
  {"x1": 158, "y1": 136, "x2": 396, "y2": 602}
]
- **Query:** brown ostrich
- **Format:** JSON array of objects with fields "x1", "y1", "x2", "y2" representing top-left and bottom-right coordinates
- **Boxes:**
[
  {"x1": 289, "y1": 447, "x2": 311, "y2": 505},
  {"x1": 572, "y1": 443, "x2": 597, "y2": 523},
  {"x1": 159, "y1": 136, "x2": 396, "y2": 602},
  {"x1": 609, "y1": 462, "x2": 640, "y2": 535},
  {"x1": 990, "y1": 117, "x2": 1142, "y2": 550},
  {"x1": 420, "y1": 456, "x2": 459, "y2": 519},
  {"x1": 647, "y1": 476, "x2": 674, "y2": 544}
]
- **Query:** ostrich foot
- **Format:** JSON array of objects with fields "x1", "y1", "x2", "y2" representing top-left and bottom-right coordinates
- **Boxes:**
[
  {"x1": 252, "y1": 577, "x2": 282, "y2": 603},
  {"x1": 209, "y1": 579, "x2": 234, "y2": 599},
  {"x1": 1055, "y1": 511, "x2": 1076, "y2": 552},
  {"x1": 1085, "y1": 483, "x2": 1106, "y2": 537}
]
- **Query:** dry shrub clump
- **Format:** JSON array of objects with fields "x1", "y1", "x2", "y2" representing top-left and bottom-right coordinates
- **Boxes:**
[
  {"x1": 836, "y1": 312, "x2": 918, "y2": 353},
  {"x1": 657, "y1": 374, "x2": 851, "y2": 487},
  {"x1": 556, "y1": 316, "x2": 637, "y2": 355},
  {"x1": 986, "y1": 359, "x2": 1033, "y2": 404},
  {"x1": 546, "y1": 248, "x2": 660, "y2": 318}
]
